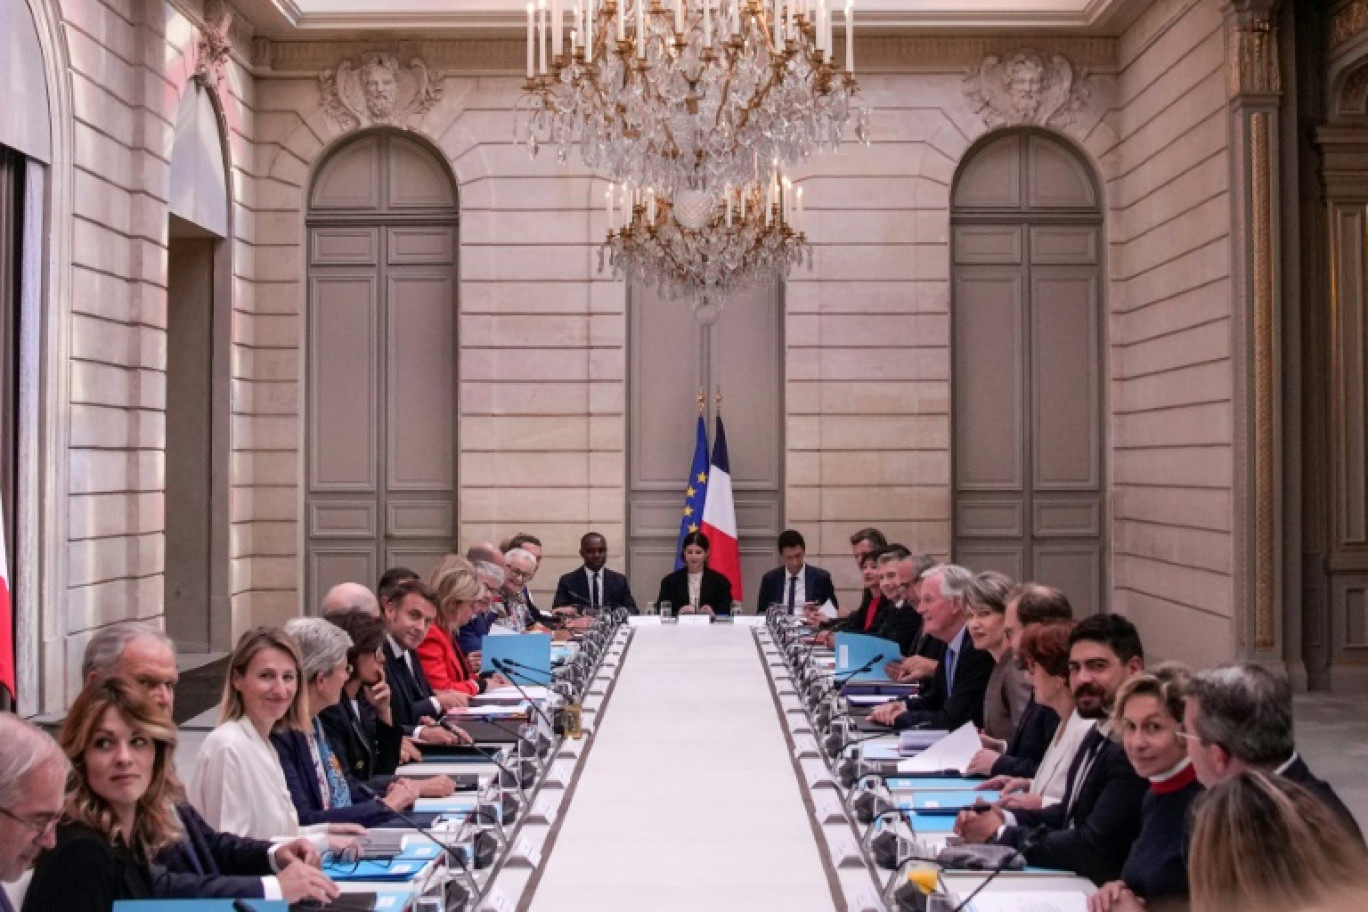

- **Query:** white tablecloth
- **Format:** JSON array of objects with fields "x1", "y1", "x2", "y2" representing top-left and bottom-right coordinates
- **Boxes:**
[{"x1": 528, "y1": 623, "x2": 837, "y2": 911}]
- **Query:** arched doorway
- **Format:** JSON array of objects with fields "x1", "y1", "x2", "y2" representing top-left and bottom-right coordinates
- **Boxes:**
[
  {"x1": 305, "y1": 131, "x2": 459, "y2": 609},
  {"x1": 950, "y1": 130, "x2": 1106, "y2": 613}
]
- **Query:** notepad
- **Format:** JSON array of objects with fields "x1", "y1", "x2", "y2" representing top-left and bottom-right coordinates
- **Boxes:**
[
  {"x1": 896, "y1": 723, "x2": 980, "y2": 774},
  {"x1": 967, "y1": 892, "x2": 1089, "y2": 912},
  {"x1": 480, "y1": 633, "x2": 552, "y2": 685},
  {"x1": 833, "y1": 633, "x2": 899, "y2": 682},
  {"x1": 900, "y1": 811, "x2": 958, "y2": 834},
  {"x1": 887, "y1": 776, "x2": 988, "y2": 791}
]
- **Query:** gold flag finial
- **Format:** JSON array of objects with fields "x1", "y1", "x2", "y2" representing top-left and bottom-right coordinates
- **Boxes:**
[
  {"x1": 696, "y1": 389, "x2": 706, "y2": 414},
  {"x1": 714, "y1": 387, "x2": 723, "y2": 410}
]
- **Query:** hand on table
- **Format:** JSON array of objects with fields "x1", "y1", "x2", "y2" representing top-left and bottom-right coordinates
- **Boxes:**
[
  {"x1": 415, "y1": 774, "x2": 456, "y2": 798},
  {"x1": 953, "y1": 803, "x2": 1004, "y2": 844},
  {"x1": 867, "y1": 701, "x2": 905, "y2": 726},
  {"x1": 416, "y1": 722, "x2": 461, "y2": 746},
  {"x1": 381, "y1": 778, "x2": 418, "y2": 812},
  {"x1": 435, "y1": 689, "x2": 469, "y2": 711},
  {"x1": 977, "y1": 775, "x2": 1029, "y2": 794},
  {"x1": 965, "y1": 747, "x2": 1002, "y2": 777},
  {"x1": 1000, "y1": 792, "x2": 1045, "y2": 811},
  {"x1": 891, "y1": 655, "x2": 938, "y2": 682},
  {"x1": 486, "y1": 672, "x2": 513, "y2": 689},
  {"x1": 1089, "y1": 881, "x2": 1147, "y2": 912},
  {"x1": 272, "y1": 837, "x2": 322, "y2": 869},
  {"x1": 400, "y1": 737, "x2": 423, "y2": 764},
  {"x1": 276, "y1": 860, "x2": 340, "y2": 904}
]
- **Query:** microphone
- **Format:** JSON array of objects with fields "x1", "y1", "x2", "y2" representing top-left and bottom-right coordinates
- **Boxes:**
[
  {"x1": 352, "y1": 781, "x2": 497, "y2": 874},
  {"x1": 829, "y1": 654, "x2": 886, "y2": 693},
  {"x1": 492, "y1": 658, "x2": 564, "y2": 737},
  {"x1": 476, "y1": 715, "x2": 552, "y2": 762},
  {"x1": 945, "y1": 827, "x2": 1043, "y2": 912},
  {"x1": 434, "y1": 727, "x2": 534, "y2": 806},
  {"x1": 495, "y1": 657, "x2": 556, "y2": 682}
]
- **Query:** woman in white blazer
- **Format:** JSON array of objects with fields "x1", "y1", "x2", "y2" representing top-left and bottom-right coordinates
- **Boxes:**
[{"x1": 188, "y1": 627, "x2": 361, "y2": 842}]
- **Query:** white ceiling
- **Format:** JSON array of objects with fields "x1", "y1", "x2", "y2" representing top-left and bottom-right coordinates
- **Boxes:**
[{"x1": 255, "y1": 0, "x2": 1141, "y2": 34}]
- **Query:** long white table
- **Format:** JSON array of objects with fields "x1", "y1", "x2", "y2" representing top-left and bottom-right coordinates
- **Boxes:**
[{"x1": 527, "y1": 623, "x2": 839, "y2": 912}]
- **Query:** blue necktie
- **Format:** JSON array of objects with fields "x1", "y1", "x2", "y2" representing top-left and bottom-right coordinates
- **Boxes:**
[
  {"x1": 787, "y1": 576, "x2": 798, "y2": 611},
  {"x1": 944, "y1": 647, "x2": 957, "y2": 697}
]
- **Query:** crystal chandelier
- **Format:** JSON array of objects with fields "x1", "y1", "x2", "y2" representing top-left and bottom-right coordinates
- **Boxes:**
[
  {"x1": 515, "y1": 0, "x2": 870, "y2": 194},
  {"x1": 599, "y1": 171, "x2": 809, "y2": 299}
]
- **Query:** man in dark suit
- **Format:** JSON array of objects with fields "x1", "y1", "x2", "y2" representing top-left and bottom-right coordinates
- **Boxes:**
[
  {"x1": 756, "y1": 529, "x2": 838, "y2": 615},
  {"x1": 971, "y1": 584, "x2": 1073, "y2": 778},
  {"x1": 379, "y1": 577, "x2": 468, "y2": 744},
  {"x1": 79, "y1": 622, "x2": 338, "y2": 903},
  {"x1": 1184, "y1": 662, "x2": 1364, "y2": 843},
  {"x1": 868, "y1": 564, "x2": 995, "y2": 731},
  {"x1": 553, "y1": 531, "x2": 638, "y2": 612},
  {"x1": 955, "y1": 614, "x2": 1150, "y2": 886}
]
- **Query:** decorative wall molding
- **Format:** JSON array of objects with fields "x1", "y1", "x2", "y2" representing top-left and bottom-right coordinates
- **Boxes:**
[
  {"x1": 1333, "y1": 0, "x2": 1368, "y2": 48},
  {"x1": 1250, "y1": 109, "x2": 1276, "y2": 649},
  {"x1": 253, "y1": 35, "x2": 1117, "y2": 77},
  {"x1": 194, "y1": 0, "x2": 234, "y2": 90},
  {"x1": 319, "y1": 52, "x2": 444, "y2": 130},
  {"x1": 1225, "y1": 3, "x2": 1281, "y2": 96},
  {"x1": 963, "y1": 50, "x2": 1090, "y2": 129}
]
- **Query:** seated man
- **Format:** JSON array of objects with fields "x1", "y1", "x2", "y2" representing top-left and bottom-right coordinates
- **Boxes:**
[
  {"x1": 379, "y1": 576, "x2": 468, "y2": 742},
  {"x1": 1183, "y1": 663, "x2": 1363, "y2": 843},
  {"x1": 319, "y1": 581, "x2": 379, "y2": 616},
  {"x1": 881, "y1": 553, "x2": 944, "y2": 686},
  {"x1": 756, "y1": 529, "x2": 838, "y2": 615},
  {"x1": 868, "y1": 564, "x2": 994, "y2": 731},
  {"x1": 967, "y1": 583, "x2": 1073, "y2": 778},
  {"x1": 80, "y1": 623, "x2": 337, "y2": 904},
  {"x1": 954, "y1": 614, "x2": 1149, "y2": 886},
  {"x1": 554, "y1": 531, "x2": 638, "y2": 613}
]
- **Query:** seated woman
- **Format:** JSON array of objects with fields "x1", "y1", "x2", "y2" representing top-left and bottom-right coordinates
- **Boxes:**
[
  {"x1": 417, "y1": 562, "x2": 512, "y2": 696},
  {"x1": 273, "y1": 617, "x2": 429, "y2": 828},
  {"x1": 1187, "y1": 771, "x2": 1368, "y2": 912},
  {"x1": 979, "y1": 621, "x2": 1092, "y2": 809},
  {"x1": 656, "y1": 531, "x2": 733, "y2": 616},
  {"x1": 813, "y1": 548, "x2": 885, "y2": 646},
  {"x1": 23, "y1": 679, "x2": 179, "y2": 912},
  {"x1": 1089, "y1": 664, "x2": 1203, "y2": 912},
  {"x1": 963, "y1": 571, "x2": 1031, "y2": 744},
  {"x1": 190, "y1": 627, "x2": 361, "y2": 841}
]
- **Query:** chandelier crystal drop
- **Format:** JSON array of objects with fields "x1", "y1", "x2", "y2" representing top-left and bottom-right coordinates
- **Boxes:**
[
  {"x1": 515, "y1": 0, "x2": 870, "y2": 194},
  {"x1": 599, "y1": 173, "x2": 810, "y2": 299}
]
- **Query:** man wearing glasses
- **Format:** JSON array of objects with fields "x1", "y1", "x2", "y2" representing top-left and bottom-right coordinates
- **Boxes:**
[{"x1": 0, "y1": 714, "x2": 68, "y2": 912}]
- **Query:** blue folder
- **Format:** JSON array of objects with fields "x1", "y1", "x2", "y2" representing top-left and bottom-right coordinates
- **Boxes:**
[
  {"x1": 322, "y1": 856, "x2": 428, "y2": 882},
  {"x1": 886, "y1": 776, "x2": 986, "y2": 791},
  {"x1": 116, "y1": 905, "x2": 287, "y2": 911},
  {"x1": 900, "y1": 810, "x2": 959, "y2": 834},
  {"x1": 833, "y1": 632, "x2": 900, "y2": 682},
  {"x1": 480, "y1": 632, "x2": 552, "y2": 684}
]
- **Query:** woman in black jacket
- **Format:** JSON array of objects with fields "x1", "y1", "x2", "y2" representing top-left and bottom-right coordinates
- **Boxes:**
[{"x1": 656, "y1": 531, "x2": 734, "y2": 616}]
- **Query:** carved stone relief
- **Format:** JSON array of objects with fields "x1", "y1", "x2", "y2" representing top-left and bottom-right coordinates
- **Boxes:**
[
  {"x1": 194, "y1": 0, "x2": 233, "y2": 90},
  {"x1": 963, "y1": 50, "x2": 1090, "y2": 130},
  {"x1": 1226, "y1": 9, "x2": 1280, "y2": 97},
  {"x1": 1333, "y1": 0, "x2": 1368, "y2": 48},
  {"x1": 320, "y1": 52, "x2": 444, "y2": 130}
]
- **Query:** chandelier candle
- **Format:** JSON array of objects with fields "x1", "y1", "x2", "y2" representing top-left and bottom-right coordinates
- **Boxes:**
[{"x1": 515, "y1": 0, "x2": 870, "y2": 193}]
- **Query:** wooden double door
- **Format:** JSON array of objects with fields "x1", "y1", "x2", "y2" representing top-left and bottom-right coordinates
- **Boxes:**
[
  {"x1": 951, "y1": 131, "x2": 1106, "y2": 613},
  {"x1": 305, "y1": 132, "x2": 459, "y2": 609}
]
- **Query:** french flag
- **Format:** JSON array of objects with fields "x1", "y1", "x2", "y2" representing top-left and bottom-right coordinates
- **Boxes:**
[
  {"x1": 700, "y1": 416, "x2": 742, "y2": 602},
  {"x1": 1, "y1": 492, "x2": 14, "y2": 701}
]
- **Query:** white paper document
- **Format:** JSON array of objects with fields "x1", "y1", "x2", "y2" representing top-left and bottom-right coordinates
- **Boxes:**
[
  {"x1": 481, "y1": 684, "x2": 550, "y2": 700},
  {"x1": 967, "y1": 892, "x2": 1089, "y2": 912},
  {"x1": 819, "y1": 599, "x2": 838, "y2": 618},
  {"x1": 895, "y1": 722, "x2": 980, "y2": 773}
]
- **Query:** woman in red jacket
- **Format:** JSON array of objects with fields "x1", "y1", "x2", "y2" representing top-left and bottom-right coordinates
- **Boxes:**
[{"x1": 417, "y1": 560, "x2": 510, "y2": 694}]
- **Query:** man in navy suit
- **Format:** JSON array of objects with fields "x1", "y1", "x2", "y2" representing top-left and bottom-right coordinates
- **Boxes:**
[
  {"x1": 869, "y1": 564, "x2": 995, "y2": 732},
  {"x1": 755, "y1": 529, "x2": 839, "y2": 615},
  {"x1": 553, "y1": 532, "x2": 638, "y2": 613}
]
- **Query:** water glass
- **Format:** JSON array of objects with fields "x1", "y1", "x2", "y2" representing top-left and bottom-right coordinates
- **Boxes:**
[
  {"x1": 925, "y1": 894, "x2": 960, "y2": 912},
  {"x1": 659, "y1": 600, "x2": 673, "y2": 619},
  {"x1": 415, "y1": 897, "x2": 444, "y2": 912},
  {"x1": 646, "y1": 601, "x2": 657, "y2": 616}
]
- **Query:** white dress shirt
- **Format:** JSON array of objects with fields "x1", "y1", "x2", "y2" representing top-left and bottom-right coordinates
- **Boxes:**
[
  {"x1": 1029, "y1": 709, "x2": 1094, "y2": 806},
  {"x1": 189, "y1": 716, "x2": 304, "y2": 841}
]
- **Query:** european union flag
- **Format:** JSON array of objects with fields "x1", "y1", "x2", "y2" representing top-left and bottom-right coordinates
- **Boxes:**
[{"x1": 674, "y1": 415, "x2": 710, "y2": 570}]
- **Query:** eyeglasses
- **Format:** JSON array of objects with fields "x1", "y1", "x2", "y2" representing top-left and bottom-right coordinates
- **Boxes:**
[
  {"x1": 0, "y1": 806, "x2": 61, "y2": 841},
  {"x1": 1174, "y1": 729, "x2": 1204, "y2": 744}
]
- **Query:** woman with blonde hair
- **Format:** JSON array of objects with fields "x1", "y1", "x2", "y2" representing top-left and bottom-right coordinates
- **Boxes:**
[
  {"x1": 23, "y1": 678, "x2": 182, "y2": 911},
  {"x1": 963, "y1": 570, "x2": 1031, "y2": 742},
  {"x1": 1089, "y1": 663, "x2": 1202, "y2": 912},
  {"x1": 417, "y1": 562, "x2": 510, "y2": 695},
  {"x1": 189, "y1": 627, "x2": 360, "y2": 842},
  {"x1": 1188, "y1": 770, "x2": 1368, "y2": 912}
]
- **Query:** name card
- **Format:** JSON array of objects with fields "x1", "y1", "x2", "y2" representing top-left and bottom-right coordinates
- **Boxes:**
[
  {"x1": 733, "y1": 615, "x2": 766, "y2": 626},
  {"x1": 527, "y1": 794, "x2": 559, "y2": 825},
  {"x1": 831, "y1": 834, "x2": 867, "y2": 869},
  {"x1": 792, "y1": 735, "x2": 821, "y2": 759},
  {"x1": 628, "y1": 616, "x2": 662, "y2": 627},
  {"x1": 504, "y1": 834, "x2": 543, "y2": 869},
  {"x1": 477, "y1": 889, "x2": 516, "y2": 912},
  {"x1": 679, "y1": 614, "x2": 712, "y2": 626},
  {"x1": 813, "y1": 793, "x2": 848, "y2": 824}
]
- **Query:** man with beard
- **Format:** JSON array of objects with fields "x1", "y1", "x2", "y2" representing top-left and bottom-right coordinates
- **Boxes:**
[{"x1": 954, "y1": 613, "x2": 1149, "y2": 886}]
